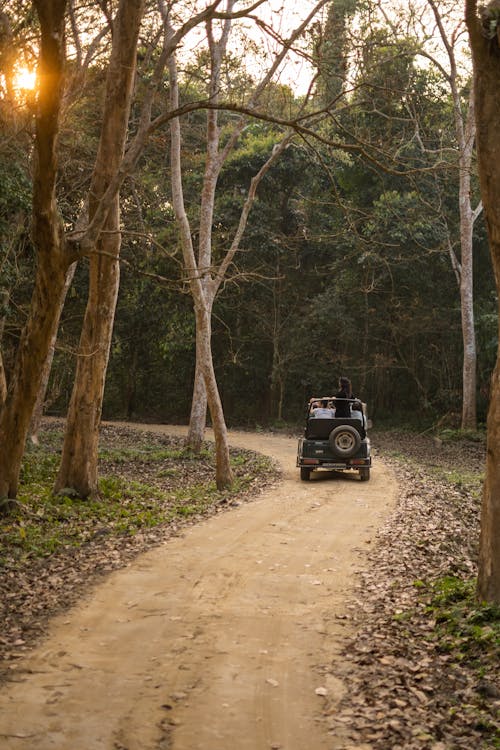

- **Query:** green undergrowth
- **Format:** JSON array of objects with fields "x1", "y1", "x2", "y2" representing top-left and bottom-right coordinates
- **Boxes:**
[
  {"x1": 0, "y1": 426, "x2": 277, "y2": 569},
  {"x1": 436, "y1": 427, "x2": 487, "y2": 443},
  {"x1": 419, "y1": 575, "x2": 500, "y2": 744},
  {"x1": 428, "y1": 576, "x2": 500, "y2": 663}
]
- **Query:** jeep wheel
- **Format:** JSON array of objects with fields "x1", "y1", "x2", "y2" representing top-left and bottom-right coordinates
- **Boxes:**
[
  {"x1": 300, "y1": 467, "x2": 312, "y2": 481},
  {"x1": 328, "y1": 425, "x2": 361, "y2": 459},
  {"x1": 359, "y1": 467, "x2": 370, "y2": 482}
]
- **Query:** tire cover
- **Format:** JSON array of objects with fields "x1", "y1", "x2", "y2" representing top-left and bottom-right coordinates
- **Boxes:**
[{"x1": 328, "y1": 425, "x2": 361, "y2": 458}]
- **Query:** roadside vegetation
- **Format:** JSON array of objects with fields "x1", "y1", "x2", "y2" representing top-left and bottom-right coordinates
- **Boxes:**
[{"x1": 325, "y1": 428, "x2": 500, "y2": 750}]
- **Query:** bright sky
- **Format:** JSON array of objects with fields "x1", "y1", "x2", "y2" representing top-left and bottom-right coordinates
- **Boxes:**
[
  {"x1": 4, "y1": 0, "x2": 470, "y2": 103},
  {"x1": 178, "y1": 0, "x2": 323, "y2": 94},
  {"x1": 243, "y1": 0, "x2": 322, "y2": 91},
  {"x1": 251, "y1": 0, "x2": 321, "y2": 92}
]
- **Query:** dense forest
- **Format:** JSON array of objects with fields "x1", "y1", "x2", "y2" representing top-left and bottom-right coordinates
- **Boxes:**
[
  {"x1": 1, "y1": 0, "x2": 495, "y2": 428},
  {"x1": 1, "y1": 0, "x2": 500, "y2": 601}
]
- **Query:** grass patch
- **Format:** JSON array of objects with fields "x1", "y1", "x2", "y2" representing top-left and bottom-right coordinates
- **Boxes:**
[
  {"x1": 415, "y1": 575, "x2": 500, "y2": 746},
  {"x1": 98, "y1": 445, "x2": 213, "y2": 463},
  {"x1": 437, "y1": 428, "x2": 487, "y2": 444},
  {"x1": 427, "y1": 576, "x2": 500, "y2": 679},
  {"x1": 1, "y1": 476, "x2": 172, "y2": 565},
  {"x1": 434, "y1": 468, "x2": 484, "y2": 499}
]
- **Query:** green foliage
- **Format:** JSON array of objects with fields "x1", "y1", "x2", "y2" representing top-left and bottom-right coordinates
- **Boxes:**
[
  {"x1": 0, "y1": 157, "x2": 31, "y2": 226},
  {"x1": 429, "y1": 576, "x2": 500, "y2": 661},
  {"x1": 438, "y1": 428, "x2": 487, "y2": 444},
  {"x1": 1, "y1": 4, "x2": 495, "y2": 431}
]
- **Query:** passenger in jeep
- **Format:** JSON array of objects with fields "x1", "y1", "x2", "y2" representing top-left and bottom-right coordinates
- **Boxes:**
[{"x1": 311, "y1": 399, "x2": 335, "y2": 418}]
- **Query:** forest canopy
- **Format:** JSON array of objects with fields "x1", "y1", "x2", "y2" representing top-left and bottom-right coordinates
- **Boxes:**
[{"x1": 0, "y1": 0, "x2": 494, "y2": 434}]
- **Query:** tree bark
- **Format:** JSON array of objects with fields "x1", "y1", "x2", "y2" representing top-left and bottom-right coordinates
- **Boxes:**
[
  {"x1": 29, "y1": 263, "x2": 76, "y2": 444},
  {"x1": 479, "y1": 361, "x2": 500, "y2": 603},
  {"x1": 458, "y1": 188, "x2": 477, "y2": 429},
  {"x1": 54, "y1": 0, "x2": 144, "y2": 497},
  {"x1": 195, "y1": 305, "x2": 233, "y2": 488},
  {"x1": 457, "y1": 90, "x2": 477, "y2": 430},
  {"x1": 54, "y1": 222, "x2": 121, "y2": 495},
  {"x1": 0, "y1": 0, "x2": 72, "y2": 503},
  {"x1": 183, "y1": 4, "x2": 233, "y2": 450},
  {"x1": 465, "y1": 0, "x2": 500, "y2": 603},
  {"x1": 186, "y1": 359, "x2": 208, "y2": 451},
  {"x1": 0, "y1": 289, "x2": 8, "y2": 407},
  {"x1": 0, "y1": 357, "x2": 6, "y2": 409},
  {"x1": 0, "y1": 251, "x2": 69, "y2": 500}
]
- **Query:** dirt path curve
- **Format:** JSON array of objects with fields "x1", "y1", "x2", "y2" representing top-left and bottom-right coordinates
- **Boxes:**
[{"x1": 0, "y1": 425, "x2": 397, "y2": 750}]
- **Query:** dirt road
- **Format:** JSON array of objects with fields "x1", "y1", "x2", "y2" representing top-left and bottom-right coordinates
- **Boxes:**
[{"x1": 0, "y1": 426, "x2": 397, "y2": 750}]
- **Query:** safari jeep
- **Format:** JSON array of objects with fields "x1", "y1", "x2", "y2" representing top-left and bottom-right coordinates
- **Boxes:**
[{"x1": 296, "y1": 397, "x2": 371, "y2": 482}]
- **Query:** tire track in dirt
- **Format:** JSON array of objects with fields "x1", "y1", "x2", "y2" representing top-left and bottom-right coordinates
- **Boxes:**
[{"x1": 0, "y1": 425, "x2": 397, "y2": 750}]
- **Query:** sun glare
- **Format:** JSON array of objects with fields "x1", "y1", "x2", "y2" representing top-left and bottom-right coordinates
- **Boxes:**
[{"x1": 13, "y1": 65, "x2": 37, "y2": 92}]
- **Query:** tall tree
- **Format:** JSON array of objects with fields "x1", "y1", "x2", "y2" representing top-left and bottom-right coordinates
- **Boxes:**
[
  {"x1": 0, "y1": 0, "x2": 73, "y2": 504},
  {"x1": 343, "y1": 0, "x2": 483, "y2": 427},
  {"x1": 54, "y1": 0, "x2": 145, "y2": 496},
  {"x1": 315, "y1": 0, "x2": 358, "y2": 105},
  {"x1": 0, "y1": 0, "x2": 146, "y2": 503},
  {"x1": 165, "y1": 0, "x2": 328, "y2": 462},
  {"x1": 465, "y1": 0, "x2": 500, "y2": 604},
  {"x1": 425, "y1": 0, "x2": 482, "y2": 429},
  {"x1": 164, "y1": 0, "x2": 298, "y2": 485},
  {"x1": 53, "y1": 0, "x2": 234, "y2": 496}
]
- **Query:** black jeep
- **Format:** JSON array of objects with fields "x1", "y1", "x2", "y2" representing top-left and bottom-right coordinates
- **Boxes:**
[{"x1": 296, "y1": 397, "x2": 371, "y2": 481}]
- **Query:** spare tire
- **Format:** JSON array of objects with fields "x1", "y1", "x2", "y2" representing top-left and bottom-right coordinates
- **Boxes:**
[{"x1": 328, "y1": 425, "x2": 361, "y2": 458}]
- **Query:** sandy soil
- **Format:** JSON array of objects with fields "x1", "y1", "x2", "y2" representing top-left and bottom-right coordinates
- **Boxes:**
[{"x1": 0, "y1": 426, "x2": 397, "y2": 750}]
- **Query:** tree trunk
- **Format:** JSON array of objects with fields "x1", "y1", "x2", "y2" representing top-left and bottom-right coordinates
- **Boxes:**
[
  {"x1": 186, "y1": 359, "x2": 208, "y2": 452},
  {"x1": 54, "y1": 221, "x2": 121, "y2": 496},
  {"x1": 29, "y1": 343, "x2": 54, "y2": 448},
  {"x1": 457, "y1": 91, "x2": 477, "y2": 430},
  {"x1": 459, "y1": 174, "x2": 477, "y2": 430},
  {"x1": 0, "y1": 0, "x2": 71, "y2": 504},
  {"x1": 54, "y1": 0, "x2": 144, "y2": 497},
  {"x1": 0, "y1": 289, "x2": 8, "y2": 407},
  {"x1": 478, "y1": 359, "x2": 500, "y2": 602},
  {"x1": 0, "y1": 355, "x2": 6, "y2": 409},
  {"x1": 0, "y1": 254, "x2": 69, "y2": 500},
  {"x1": 424, "y1": 3, "x2": 479, "y2": 429},
  {"x1": 29, "y1": 263, "x2": 76, "y2": 444},
  {"x1": 167, "y1": 22, "x2": 233, "y2": 486},
  {"x1": 465, "y1": 0, "x2": 500, "y2": 603},
  {"x1": 195, "y1": 305, "x2": 233, "y2": 489}
]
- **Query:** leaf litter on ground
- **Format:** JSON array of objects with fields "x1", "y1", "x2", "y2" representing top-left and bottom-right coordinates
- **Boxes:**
[{"x1": 323, "y1": 428, "x2": 499, "y2": 750}]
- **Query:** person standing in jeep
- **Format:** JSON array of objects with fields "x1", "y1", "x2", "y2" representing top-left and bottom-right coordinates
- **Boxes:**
[{"x1": 334, "y1": 376, "x2": 354, "y2": 418}]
